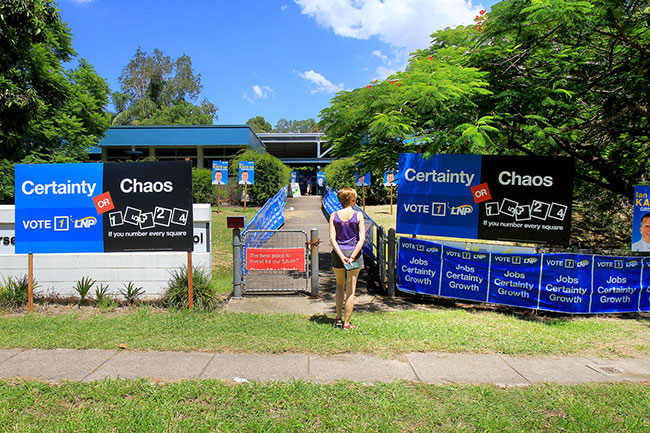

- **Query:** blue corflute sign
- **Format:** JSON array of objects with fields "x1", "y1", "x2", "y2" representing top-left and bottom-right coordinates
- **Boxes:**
[
  {"x1": 212, "y1": 161, "x2": 228, "y2": 185},
  {"x1": 632, "y1": 185, "x2": 650, "y2": 251},
  {"x1": 398, "y1": 237, "x2": 650, "y2": 314},
  {"x1": 396, "y1": 153, "x2": 574, "y2": 245}
]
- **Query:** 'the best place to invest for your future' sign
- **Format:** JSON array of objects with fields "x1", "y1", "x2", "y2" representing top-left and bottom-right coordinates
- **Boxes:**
[
  {"x1": 396, "y1": 153, "x2": 575, "y2": 245},
  {"x1": 15, "y1": 161, "x2": 193, "y2": 254}
]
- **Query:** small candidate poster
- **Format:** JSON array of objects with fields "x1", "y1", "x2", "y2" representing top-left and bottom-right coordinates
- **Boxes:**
[
  {"x1": 384, "y1": 171, "x2": 398, "y2": 186},
  {"x1": 290, "y1": 172, "x2": 297, "y2": 183},
  {"x1": 239, "y1": 161, "x2": 255, "y2": 185},
  {"x1": 631, "y1": 185, "x2": 650, "y2": 251},
  {"x1": 317, "y1": 172, "x2": 326, "y2": 187},
  {"x1": 212, "y1": 161, "x2": 228, "y2": 185},
  {"x1": 355, "y1": 172, "x2": 370, "y2": 187}
]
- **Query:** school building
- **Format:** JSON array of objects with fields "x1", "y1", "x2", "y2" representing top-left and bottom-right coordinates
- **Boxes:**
[{"x1": 92, "y1": 125, "x2": 334, "y2": 168}]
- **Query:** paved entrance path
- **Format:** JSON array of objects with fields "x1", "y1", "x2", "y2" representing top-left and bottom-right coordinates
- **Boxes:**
[{"x1": 1, "y1": 348, "x2": 649, "y2": 385}]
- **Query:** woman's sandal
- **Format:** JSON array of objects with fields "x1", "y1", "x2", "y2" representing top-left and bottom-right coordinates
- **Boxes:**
[
  {"x1": 343, "y1": 322, "x2": 356, "y2": 330},
  {"x1": 334, "y1": 318, "x2": 343, "y2": 328}
]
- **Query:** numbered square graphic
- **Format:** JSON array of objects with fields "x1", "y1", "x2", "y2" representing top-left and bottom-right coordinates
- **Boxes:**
[
  {"x1": 139, "y1": 212, "x2": 155, "y2": 230},
  {"x1": 124, "y1": 206, "x2": 142, "y2": 226},
  {"x1": 171, "y1": 208, "x2": 189, "y2": 226},
  {"x1": 548, "y1": 202, "x2": 568, "y2": 221},
  {"x1": 515, "y1": 205, "x2": 531, "y2": 221},
  {"x1": 108, "y1": 211, "x2": 124, "y2": 227},
  {"x1": 431, "y1": 202, "x2": 446, "y2": 217},
  {"x1": 500, "y1": 198, "x2": 519, "y2": 217},
  {"x1": 484, "y1": 201, "x2": 500, "y2": 216},
  {"x1": 512, "y1": 256, "x2": 521, "y2": 265},
  {"x1": 531, "y1": 200, "x2": 550, "y2": 220},
  {"x1": 54, "y1": 216, "x2": 69, "y2": 232},
  {"x1": 153, "y1": 206, "x2": 172, "y2": 227},
  {"x1": 564, "y1": 259, "x2": 575, "y2": 269}
]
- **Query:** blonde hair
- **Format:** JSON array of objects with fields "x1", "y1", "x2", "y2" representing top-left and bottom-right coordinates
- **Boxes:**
[{"x1": 337, "y1": 187, "x2": 358, "y2": 207}]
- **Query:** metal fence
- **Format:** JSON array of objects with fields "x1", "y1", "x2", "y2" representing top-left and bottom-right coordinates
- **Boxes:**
[{"x1": 241, "y1": 229, "x2": 311, "y2": 293}]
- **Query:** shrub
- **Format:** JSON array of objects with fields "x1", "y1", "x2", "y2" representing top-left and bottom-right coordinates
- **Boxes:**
[
  {"x1": 192, "y1": 168, "x2": 219, "y2": 205},
  {"x1": 230, "y1": 150, "x2": 291, "y2": 206},
  {"x1": 323, "y1": 157, "x2": 394, "y2": 205},
  {"x1": 162, "y1": 266, "x2": 217, "y2": 310},
  {"x1": 94, "y1": 284, "x2": 111, "y2": 304},
  {"x1": 74, "y1": 276, "x2": 95, "y2": 305},
  {"x1": 0, "y1": 275, "x2": 35, "y2": 308},
  {"x1": 119, "y1": 282, "x2": 145, "y2": 305}
]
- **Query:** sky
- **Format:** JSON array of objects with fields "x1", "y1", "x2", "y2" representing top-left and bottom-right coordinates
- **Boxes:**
[{"x1": 57, "y1": 0, "x2": 497, "y2": 127}]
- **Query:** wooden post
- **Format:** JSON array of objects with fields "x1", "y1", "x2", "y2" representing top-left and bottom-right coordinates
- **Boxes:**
[
  {"x1": 243, "y1": 184, "x2": 248, "y2": 213},
  {"x1": 362, "y1": 185, "x2": 366, "y2": 212},
  {"x1": 28, "y1": 253, "x2": 34, "y2": 313},
  {"x1": 217, "y1": 184, "x2": 221, "y2": 214},
  {"x1": 390, "y1": 185, "x2": 393, "y2": 215},
  {"x1": 187, "y1": 251, "x2": 193, "y2": 309}
]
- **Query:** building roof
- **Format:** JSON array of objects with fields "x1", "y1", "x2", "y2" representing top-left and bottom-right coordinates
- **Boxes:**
[{"x1": 94, "y1": 125, "x2": 265, "y2": 151}]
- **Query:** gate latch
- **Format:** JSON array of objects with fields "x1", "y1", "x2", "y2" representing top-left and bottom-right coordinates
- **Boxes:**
[{"x1": 306, "y1": 238, "x2": 321, "y2": 247}]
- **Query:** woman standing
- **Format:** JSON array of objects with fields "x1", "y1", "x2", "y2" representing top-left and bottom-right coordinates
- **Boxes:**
[{"x1": 329, "y1": 187, "x2": 366, "y2": 329}]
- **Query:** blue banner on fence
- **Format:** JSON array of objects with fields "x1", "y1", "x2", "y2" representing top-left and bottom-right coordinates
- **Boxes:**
[{"x1": 398, "y1": 236, "x2": 650, "y2": 314}]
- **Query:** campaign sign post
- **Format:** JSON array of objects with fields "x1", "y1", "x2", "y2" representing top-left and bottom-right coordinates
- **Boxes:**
[
  {"x1": 317, "y1": 172, "x2": 326, "y2": 194},
  {"x1": 631, "y1": 185, "x2": 650, "y2": 251},
  {"x1": 239, "y1": 161, "x2": 254, "y2": 212},
  {"x1": 396, "y1": 153, "x2": 574, "y2": 245},
  {"x1": 291, "y1": 172, "x2": 297, "y2": 183},
  {"x1": 355, "y1": 171, "x2": 370, "y2": 211},
  {"x1": 384, "y1": 170, "x2": 398, "y2": 215},
  {"x1": 212, "y1": 161, "x2": 228, "y2": 214}
]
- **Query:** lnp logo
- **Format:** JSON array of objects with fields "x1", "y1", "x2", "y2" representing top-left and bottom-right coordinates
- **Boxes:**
[
  {"x1": 451, "y1": 204, "x2": 473, "y2": 216},
  {"x1": 577, "y1": 260, "x2": 590, "y2": 268},
  {"x1": 73, "y1": 216, "x2": 97, "y2": 229}
]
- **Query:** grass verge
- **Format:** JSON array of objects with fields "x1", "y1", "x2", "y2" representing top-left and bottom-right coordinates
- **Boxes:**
[
  {"x1": 0, "y1": 308, "x2": 649, "y2": 357},
  {"x1": 0, "y1": 380, "x2": 648, "y2": 432}
]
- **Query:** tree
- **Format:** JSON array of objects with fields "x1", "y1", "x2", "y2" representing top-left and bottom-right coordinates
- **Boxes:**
[
  {"x1": 273, "y1": 118, "x2": 318, "y2": 133},
  {"x1": 0, "y1": 0, "x2": 110, "y2": 163},
  {"x1": 112, "y1": 48, "x2": 218, "y2": 125},
  {"x1": 319, "y1": 0, "x2": 650, "y2": 198},
  {"x1": 246, "y1": 116, "x2": 272, "y2": 133}
]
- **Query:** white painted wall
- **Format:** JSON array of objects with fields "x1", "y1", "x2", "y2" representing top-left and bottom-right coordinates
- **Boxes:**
[{"x1": 0, "y1": 204, "x2": 212, "y2": 298}]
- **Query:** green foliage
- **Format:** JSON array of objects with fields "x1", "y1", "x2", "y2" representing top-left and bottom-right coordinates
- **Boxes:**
[
  {"x1": 323, "y1": 158, "x2": 394, "y2": 205},
  {"x1": 162, "y1": 266, "x2": 217, "y2": 310},
  {"x1": 191, "y1": 168, "x2": 218, "y2": 205},
  {"x1": 246, "y1": 116, "x2": 272, "y2": 133},
  {"x1": 0, "y1": 160, "x2": 14, "y2": 203},
  {"x1": 113, "y1": 48, "x2": 218, "y2": 125},
  {"x1": 0, "y1": 1, "x2": 110, "y2": 162},
  {"x1": 73, "y1": 277, "x2": 95, "y2": 305},
  {"x1": 273, "y1": 118, "x2": 318, "y2": 133},
  {"x1": 0, "y1": 275, "x2": 34, "y2": 308},
  {"x1": 119, "y1": 282, "x2": 145, "y2": 305},
  {"x1": 94, "y1": 284, "x2": 110, "y2": 303},
  {"x1": 230, "y1": 150, "x2": 290, "y2": 206}
]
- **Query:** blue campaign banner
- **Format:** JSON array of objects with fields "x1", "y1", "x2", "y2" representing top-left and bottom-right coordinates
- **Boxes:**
[
  {"x1": 631, "y1": 185, "x2": 650, "y2": 251},
  {"x1": 397, "y1": 237, "x2": 650, "y2": 314},
  {"x1": 591, "y1": 256, "x2": 642, "y2": 313},
  {"x1": 397, "y1": 153, "x2": 481, "y2": 239},
  {"x1": 239, "y1": 161, "x2": 255, "y2": 185},
  {"x1": 440, "y1": 247, "x2": 490, "y2": 302},
  {"x1": 291, "y1": 172, "x2": 297, "y2": 183},
  {"x1": 397, "y1": 237, "x2": 442, "y2": 296},
  {"x1": 641, "y1": 258, "x2": 650, "y2": 311},
  {"x1": 538, "y1": 254, "x2": 593, "y2": 313},
  {"x1": 488, "y1": 252, "x2": 541, "y2": 309},
  {"x1": 212, "y1": 161, "x2": 228, "y2": 185},
  {"x1": 15, "y1": 163, "x2": 104, "y2": 254}
]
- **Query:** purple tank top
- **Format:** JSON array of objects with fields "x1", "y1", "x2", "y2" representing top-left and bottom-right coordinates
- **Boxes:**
[{"x1": 334, "y1": 211, "x2": 360, "y2": 249}]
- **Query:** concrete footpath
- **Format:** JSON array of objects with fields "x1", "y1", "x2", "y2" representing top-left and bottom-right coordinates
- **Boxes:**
[{"x1": 1, "y1": 348, "x2": 649, "y2": 385}]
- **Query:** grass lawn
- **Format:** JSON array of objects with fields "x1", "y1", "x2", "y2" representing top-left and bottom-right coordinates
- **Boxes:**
[
  {"x1": 0, "y1": 307, "x2": 649, "y2": 357},
  {"x1": 0, "y1": 380, "x2": 648, "y2": 432}
]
